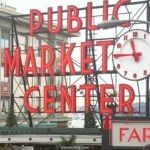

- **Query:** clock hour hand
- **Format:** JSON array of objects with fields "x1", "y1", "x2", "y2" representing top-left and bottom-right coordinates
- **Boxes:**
[
  {"x1": 130, "y1": 39, "x2": 141, "y2": 62},
  {"x1": 113, "y1": 52, "x2": 142, "y2": 59}
]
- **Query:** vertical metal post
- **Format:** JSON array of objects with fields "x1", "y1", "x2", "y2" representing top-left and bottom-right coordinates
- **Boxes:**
[
  {"x1": 88, "y1": 30, "x2": 103, "y2": 127},
  {"x1": 85, "y1": 29, "x2": 89, "y2": 84},
  {"x1": 102, "y1": 129, "x2": 111, "y2": 150},
  {"x1": 147, "y1": 0, "x2": 150, "y2": 32},
  {"x1": 10, "y1": 16, "x2": 14, "y2": 109},
  {"x1": 0, "y1": 28, "x2": 1, "y2": 115},
  {"x1": 102, "y1": 114, "x2": 111, "y2": 150},
  {"x1": 146, "y1": 0, "x2": 150, "y2": 117},
  {"x1": 146, "y1": 78, "x2": 149, "y2": 116}
]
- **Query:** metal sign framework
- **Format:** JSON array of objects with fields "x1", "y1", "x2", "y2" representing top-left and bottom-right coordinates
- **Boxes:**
[{"x1": 7, "y1": 0, "x2": 150, "y2": 128}]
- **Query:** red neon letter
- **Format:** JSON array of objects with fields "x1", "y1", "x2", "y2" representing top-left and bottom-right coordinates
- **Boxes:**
[
  {"x1": 81, "y1": 41, "x2": 94, "y2": 75},
  {"x1": 120, "y1": 128, "x2": 129, "y2": 142},
  {"x1": 41, "y1": 45, "x2": 55, "y2": 76},
  {"x1": 113, "y1": 0, "x2": 131, "y2": 27},
  {"x1": 86, "y1": 2, "x2": 97, "y2": 30},
  {"x1": 24, "y1": 86, "x2": 39, "y2": 113},
  {"x1": 67, "y1": 5, "x2": 82, "y2": 33},
  {"x1": 103, "y1": 0, "x2": 108, "y2": 20},
  {"x1": 60, "y1": 43, "x2": 75, "y2": 75},
  {"x1": 24, "y1": 47, "x2": 37, "y2": 76},
  {"x1": 119, "y1": 84, "x2": 134, "y2": 113},
  {"x1": 80, "y1": 84, "x2": 96, "y2": 112},
  {"x1": 4, "y1": 47, "x2": 21, "y2": 77},
  {"x1": 143, "y1": 128, "x2": 150, "y2": 142},
  {"x1": 100, "y1": 84, "x2": 114, "y2": 114},
  {"x1": 48, "y1": 6, "x2": 62, "y2": 34},
  {"x1": 30, "y1": 9, "x2": 43, "y2": 36},
  {"x1": 60, "y1": 85, "x2": 76, "y2": 114},
  {"x1": 97, "y1": 40, "x2": 114, "y2": 73},
  {"x1": 128, "y1": 128, "x2": 141, "y2": 142},
  {"x1": 44, "y1": 86, "x2": 56, "y2": 114}
]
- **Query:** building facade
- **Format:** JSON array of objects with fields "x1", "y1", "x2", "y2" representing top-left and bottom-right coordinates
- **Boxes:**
[{"x1": 0, "y1": 5, "x2": 72, "y2": 127}]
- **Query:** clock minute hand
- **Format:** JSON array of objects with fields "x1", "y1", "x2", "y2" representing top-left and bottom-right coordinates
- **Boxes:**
[
  {"x1": 113, "y1": 52, "x2": 142, "y2": 59},
  {"x1": 130, "y1": 39, "x2": 140, "y2": 62},
  {"x1": 130, "y1": 39, "x2": 136, "y2": 53}
]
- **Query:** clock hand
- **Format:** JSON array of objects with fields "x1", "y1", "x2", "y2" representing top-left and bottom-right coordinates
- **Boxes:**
[
  {"x1": 130, "y1": 39, "x2": 136, "y2": 53},
  {"x1": 113, "y1": 52, "x2": 142, "y2": 59},
  {"x1": 130, "y1": 39, "x2": 141, "y2": 62}
]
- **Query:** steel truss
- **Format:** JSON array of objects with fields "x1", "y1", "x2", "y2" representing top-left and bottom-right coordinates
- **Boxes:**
[{"x1": 5, "y1": 0, "x2": 150, "y2": 129}]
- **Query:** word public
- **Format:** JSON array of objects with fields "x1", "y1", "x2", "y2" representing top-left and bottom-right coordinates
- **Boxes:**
[{"x1": 29, "y1": 0, "x2": 130, "y2": 35}]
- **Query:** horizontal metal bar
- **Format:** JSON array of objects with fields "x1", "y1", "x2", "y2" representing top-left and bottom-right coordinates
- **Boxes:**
[
  {"x1": 112, "y1": 116, "x2": 150, "y2": 120},
  {"x1": 23, "y1": 70, "x2": 117, "y2": 77}
]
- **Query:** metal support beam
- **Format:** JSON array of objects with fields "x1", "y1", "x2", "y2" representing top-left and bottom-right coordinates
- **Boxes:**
[
  {"x1": 11, "y1": 17, "x2": 33, "y2": 127},
  {"x1": 10, "y1": 16, "x2": 14, "y2": 109},
  {"x1": 102, "y1": 130, "x2": 111, "y2": 150},
  {"x1": 88, "y1": 30, "x2": 103, "y2": 127},
  {"x1": 146, "y1": 0, "x2": 150, "y2": 117}
]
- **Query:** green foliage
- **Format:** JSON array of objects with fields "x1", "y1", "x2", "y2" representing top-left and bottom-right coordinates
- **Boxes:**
[
  {"x1": 56, "y1": 135, "x2": 77, "y2": 150},
  {"x1": 5, "y1": 106, "x2": 17, "y2": 127},
  {"x1": 84, "y1": 108, "x2": 97, "y2": 128}
]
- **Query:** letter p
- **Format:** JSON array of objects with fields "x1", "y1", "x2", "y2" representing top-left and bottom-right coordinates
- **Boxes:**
[{"x1": 30, "y1": 9, "x2": 43, "y2": 36}]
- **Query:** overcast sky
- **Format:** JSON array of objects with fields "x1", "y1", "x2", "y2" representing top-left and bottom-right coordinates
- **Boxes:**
[
  {"x1": 5, "y1": 0, "x2": 123, "y2": 15},
  {"x1": 6, "y1": 0, "x2": 105, "y2": 14}
]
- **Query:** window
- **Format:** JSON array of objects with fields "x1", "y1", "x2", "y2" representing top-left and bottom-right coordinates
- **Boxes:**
[
  {"x1": 1, "y1": 30, "x2": 10, "y2": 49},
  {"x1": 13, "y1": 34, "x2": 27, "y2": 53},
  {"x1": 31, "y1": 37, "x2": 40, "y2": 56},
  {"x1": 18, "y1": 35, "x2": 27, "y2": 53},
  {"x1": 28, "y1": 36, "x2": 41, "y2": 56},
  {"x1": 1, "y1": 100, "x2": 8, "y2": 114}
]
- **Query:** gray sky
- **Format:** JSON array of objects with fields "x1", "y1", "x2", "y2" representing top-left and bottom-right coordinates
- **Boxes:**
[{"x1": 6, "y1": 0, "x2": 104, "y2": 14}]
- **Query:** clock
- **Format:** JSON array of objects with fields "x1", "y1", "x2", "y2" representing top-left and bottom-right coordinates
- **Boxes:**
[{"x1": 112, "y1": 29, "x2": 150, "y2": 81}]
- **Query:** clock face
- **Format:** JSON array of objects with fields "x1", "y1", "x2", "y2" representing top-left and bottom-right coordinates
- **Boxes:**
[{"x1": 112, "y1": 29, "x2": 150, "y2": 81}]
